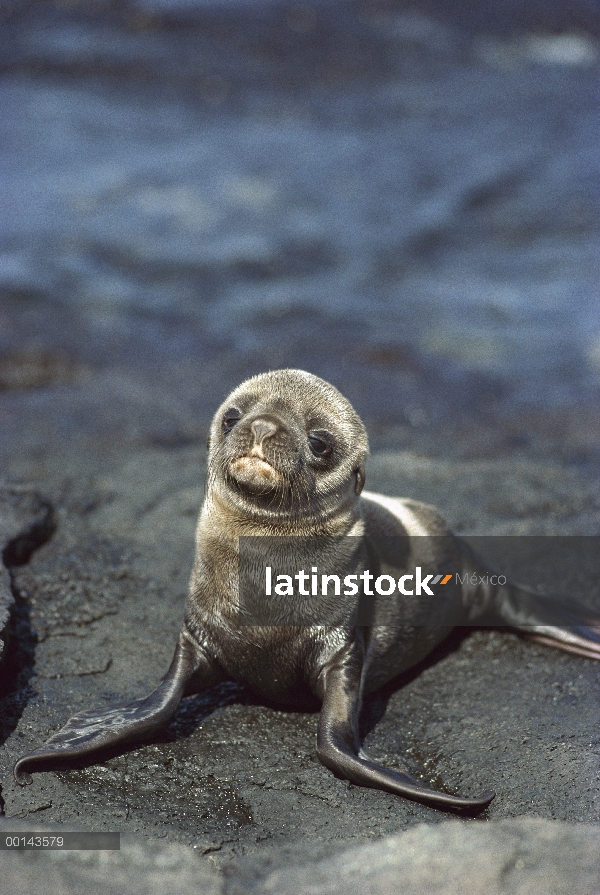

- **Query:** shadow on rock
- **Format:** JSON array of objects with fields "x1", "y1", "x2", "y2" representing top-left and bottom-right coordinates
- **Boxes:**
[{"x1": 0, "y1": 496, "x2": 56, "y2": 746}]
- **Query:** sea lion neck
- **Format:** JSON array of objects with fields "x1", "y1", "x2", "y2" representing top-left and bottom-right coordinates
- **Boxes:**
[{"x1": 201, "y1": 488, "x2": 361, "y2": 540}]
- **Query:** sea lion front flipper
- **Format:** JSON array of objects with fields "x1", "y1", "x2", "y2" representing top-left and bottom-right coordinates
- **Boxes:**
[
  {"x1": 315, "y1": 647, "x2": 495, "y2": 814},
  {"x1": 14, "y1": 631, "x2": 218, "y2": 785}
]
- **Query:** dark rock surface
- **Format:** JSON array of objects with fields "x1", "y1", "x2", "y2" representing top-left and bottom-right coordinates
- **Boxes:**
[
  {"x1": 0, "y1": 487, "x2": 54, "y2": 666},
  {"x1": 0, "y1": 0, "x2": 599, "y2": 890},
  {"x1": 0, "y1": 452, "x2": 599, "y2": 882}
]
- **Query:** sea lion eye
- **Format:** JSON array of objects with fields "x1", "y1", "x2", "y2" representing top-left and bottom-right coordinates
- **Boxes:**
[
  {"x1": 222, "y1": 408, "x2": 242, "y2": 432},
  {"x1": 308, "y1": 433, "x2": 332, "y2": 457}
]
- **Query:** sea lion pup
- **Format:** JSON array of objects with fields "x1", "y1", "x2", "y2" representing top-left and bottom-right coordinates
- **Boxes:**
[{"x1": 14, "y1": 370, "x2": 600, "y2": 812}]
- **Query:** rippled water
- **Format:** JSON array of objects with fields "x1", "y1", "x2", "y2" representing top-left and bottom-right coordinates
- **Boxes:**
[{"x1": 1, "y1": 1, "x2": 599, "y2": 436}]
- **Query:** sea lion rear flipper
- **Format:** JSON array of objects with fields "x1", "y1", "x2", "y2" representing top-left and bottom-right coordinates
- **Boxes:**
[
  {"x1": 315, "y1": 647, "x2": 495, "y2": 814},
  {"x1": 519, "y1": 624, "x2": 600, "y2": 659},
  {"x1": 14, "y1": 631, "x2": 215, "y2": 785},
  {"x1": 463, "y1": 566, "x2": 600, "y2": 660}
]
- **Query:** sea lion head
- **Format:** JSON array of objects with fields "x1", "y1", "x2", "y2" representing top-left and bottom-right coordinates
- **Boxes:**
[{"x1": 206, "y1": 369, "x2": 368, "y2": 523}]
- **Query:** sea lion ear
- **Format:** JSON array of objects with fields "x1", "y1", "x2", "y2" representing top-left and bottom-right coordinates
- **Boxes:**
[
  {"x1": 354, "y1": 464, "x2": 365, "y2": 496},
  {"x1": 206, "y1": 435, "x2": 211, "y2": 452}
]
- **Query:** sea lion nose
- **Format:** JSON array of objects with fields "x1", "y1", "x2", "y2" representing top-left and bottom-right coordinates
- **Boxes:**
[{"x1": 250, "y1": 418, "x2": 278, "y2": 444}]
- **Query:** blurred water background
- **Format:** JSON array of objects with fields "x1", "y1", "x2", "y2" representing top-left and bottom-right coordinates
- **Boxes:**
[{"x1": 0, "y1": 0, "x2": 599, "y2": 476}]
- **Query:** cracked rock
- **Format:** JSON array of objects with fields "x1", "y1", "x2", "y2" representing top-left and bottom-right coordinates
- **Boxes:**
[{"x1": 0, "y1": 486, "x2": 54, "y2": 666}]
